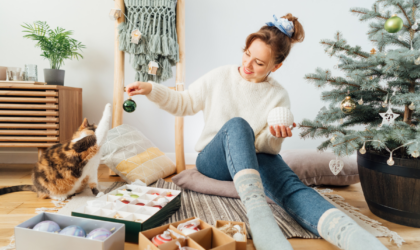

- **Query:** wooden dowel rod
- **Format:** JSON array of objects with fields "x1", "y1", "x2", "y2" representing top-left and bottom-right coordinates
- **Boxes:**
[
  {"x1": 112, "y1": 0, "x2": 125, "y2": 129},
  {"x1": 109, "y1": 0, "x2": 126, "y2": 176},
  {"x1": 175, "y1": 0, "x2": 186, "y2": 174}
]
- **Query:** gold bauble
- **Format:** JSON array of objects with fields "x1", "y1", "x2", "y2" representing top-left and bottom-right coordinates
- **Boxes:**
[{"x1": 340, "y1": 96, "x2": 357, "y2": 114}]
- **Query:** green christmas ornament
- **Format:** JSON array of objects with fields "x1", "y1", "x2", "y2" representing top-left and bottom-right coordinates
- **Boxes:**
[
  {"x1": 123, "y1": 97, "x2": 137, "y2": 113},
  {"x1": 384, "y1": 14, "x2": 403, "y2": 33}
]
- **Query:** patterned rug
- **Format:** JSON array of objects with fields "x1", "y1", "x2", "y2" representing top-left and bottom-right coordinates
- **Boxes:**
[
  {"x1": 54, "y1": 179, "x2": 403, "y2": 245},
  {"x1": 152, "y1": 179, "x2": 315, "y2": 239}
]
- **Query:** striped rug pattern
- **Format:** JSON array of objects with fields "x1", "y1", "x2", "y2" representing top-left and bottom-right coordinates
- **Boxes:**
[{"x1": 152, "y1": 179, "x2": 319, "y2": 239}]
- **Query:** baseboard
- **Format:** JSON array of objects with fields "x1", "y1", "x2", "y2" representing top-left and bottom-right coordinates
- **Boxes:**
[{"x1": 0, "y1": 151, "x2": 198, "y2": 165}]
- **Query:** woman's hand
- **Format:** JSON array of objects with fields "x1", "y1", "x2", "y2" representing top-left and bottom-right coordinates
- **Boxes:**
[
  {"x1": 269, "y1": 123, "x2": 296, "y2": 138},
  {"x1": 126, "y1": 81, "x2": 152, "y2": 96}
]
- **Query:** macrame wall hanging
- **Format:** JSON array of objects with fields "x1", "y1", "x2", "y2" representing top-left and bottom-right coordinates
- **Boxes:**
[{"x1": 118, "y1": 0, "x2": 179, "y2": 83}]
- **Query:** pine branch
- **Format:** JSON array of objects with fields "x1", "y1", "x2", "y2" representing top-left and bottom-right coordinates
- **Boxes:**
[{"x1": 397, "y1": 3, "x2": 413, "y2": 27}]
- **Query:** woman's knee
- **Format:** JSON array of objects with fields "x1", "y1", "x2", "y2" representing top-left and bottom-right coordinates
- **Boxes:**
[{"x1": 223, "y1": 117, "x2": 255, "y2": 139}]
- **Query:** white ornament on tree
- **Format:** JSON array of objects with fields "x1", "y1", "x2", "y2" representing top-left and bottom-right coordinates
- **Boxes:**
[
  {"x1": 379, "y1": 106, "x2": 400, "y2": 127},
  {"x1": 358, "y1": 98, "x2": 363, "y2": 105},
  {"x1": 387, "y1": 155, "x2": 395, "y2": 166},
  {"x1": 267, "y1": 107, "x2": 294, "y2": 130},
  {"x1": 329, "y1": 156, "x2": 344, "y2": 175},
  {"x1": 409, "y1": 102, "x2": 415, "y2": 110}
]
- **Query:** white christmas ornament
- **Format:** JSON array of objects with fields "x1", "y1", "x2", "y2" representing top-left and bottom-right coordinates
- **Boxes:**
[
  {"x1": 379, "y1": 106, "x2": 400, "y2": 127},
  {"x1": 233, "y1": 232, "x2": 245, "y2": 241},
  {"x1": 233, "y1": 225, "x2": 242, "y2": 232},
  {"x1": 267, "y1": 107, "x2": 294, "y2": 130},
  {"x1": 329, "y1": 156, "x2": 344, "y2": 175},
  {"x1": 409, "y1": 102, "x2": 415, "y2": 110}
]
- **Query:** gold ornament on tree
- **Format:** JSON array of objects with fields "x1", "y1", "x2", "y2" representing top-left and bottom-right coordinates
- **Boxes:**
[
  {"x1": 387, "y1": 155, "x2": 395, "y2": 166},
  {"x1": 359, "y1": 142, "x2": 366, "y2": 154},
  {"x1": 412, "y1": 150, "x2": 420, "y2": 158},
  {"x1": 340, "y1": 91, "x2": 356, "y2": 114},
  {"x1": 370, "y1": 48, "x2": 376, "y2": 55},
  {"x1": 382, "y1": 93, "x2": 388, "y2": 108}
]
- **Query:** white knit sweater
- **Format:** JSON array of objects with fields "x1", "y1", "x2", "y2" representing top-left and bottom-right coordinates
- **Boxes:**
[{"x1": 146, "y1": 65, "x2": 291, "y2": 155}]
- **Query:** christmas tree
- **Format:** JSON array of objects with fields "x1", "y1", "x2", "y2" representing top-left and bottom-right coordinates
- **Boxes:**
[{"x1": 300, "y1": 0, "x2": 420, "y2": 166}]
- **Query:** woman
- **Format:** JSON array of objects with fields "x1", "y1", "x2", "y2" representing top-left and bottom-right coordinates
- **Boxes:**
[{"x1": 126, "y1": 13, "x2": 387, "y2": 250}]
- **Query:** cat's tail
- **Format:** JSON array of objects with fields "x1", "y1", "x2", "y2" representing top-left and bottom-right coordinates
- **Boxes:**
[{"x1": 0, "y1": 185, "x2": 35, "y2": 195}]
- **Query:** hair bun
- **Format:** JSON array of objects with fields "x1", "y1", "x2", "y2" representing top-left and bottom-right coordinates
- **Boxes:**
[{"x1": 281, "y1": 13, "x2": 304, "y2": 44}]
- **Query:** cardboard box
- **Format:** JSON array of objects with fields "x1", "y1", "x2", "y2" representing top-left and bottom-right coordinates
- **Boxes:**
[
  {"x1": 215, "y1": 220, "x2": 247, "y2": 250},
  {"x1": 72, "y1": 184, "x2": 181, "y2": 243},
  {"x1": 15, "y1": 212, "x2": 125, "y2": 250},
  {"x1": 139, "y1": 217, "x2": 236, "y2": 250}
]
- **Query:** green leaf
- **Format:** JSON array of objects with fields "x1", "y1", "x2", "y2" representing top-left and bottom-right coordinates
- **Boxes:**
[{"x1": 21, "y1": 21, "x2": 85, "y2": 69}]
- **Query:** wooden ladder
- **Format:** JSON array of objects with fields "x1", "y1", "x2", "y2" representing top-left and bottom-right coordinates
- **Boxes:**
[{"x1": 110, "y1": 0, "x2": 186, "y2": 175}]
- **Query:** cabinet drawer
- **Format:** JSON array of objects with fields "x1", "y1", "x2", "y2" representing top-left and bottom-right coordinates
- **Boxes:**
[
  {"x1": 0, "y1": 84, "x2": 81, "y2": 147},
  {"x1": 0, "y1": 87, "x2": 59, "y2": 147}
]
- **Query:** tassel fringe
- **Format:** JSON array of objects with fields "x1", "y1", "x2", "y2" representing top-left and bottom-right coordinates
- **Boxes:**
[{"x1": 117, "y1": 0, "x2": 179, "y2": 83}]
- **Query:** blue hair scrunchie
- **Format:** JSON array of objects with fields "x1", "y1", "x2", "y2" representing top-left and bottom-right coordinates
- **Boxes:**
[{"x1": 266, "y1": 15, "x2": 294, "y2": 38}]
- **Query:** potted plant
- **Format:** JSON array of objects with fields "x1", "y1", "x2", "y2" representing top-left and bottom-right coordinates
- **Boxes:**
[
  {"x1": 22, "y1": 21, "x2": 85, "y2": 85},
  {"x1": 300, "y1": 0, "x2": 420, "y2": 228}
]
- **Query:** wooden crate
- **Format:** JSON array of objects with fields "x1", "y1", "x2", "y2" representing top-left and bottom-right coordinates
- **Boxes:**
[{"x1": 0, "y1": 83, "x2": 82, "y2": 159}]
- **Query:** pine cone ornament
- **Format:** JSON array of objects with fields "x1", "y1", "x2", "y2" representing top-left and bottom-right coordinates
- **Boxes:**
[{"x1": 267, "y1": 107, "x2": 294, "y2": 128}]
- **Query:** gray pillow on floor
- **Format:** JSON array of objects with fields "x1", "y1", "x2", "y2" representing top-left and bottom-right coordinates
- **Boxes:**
[{"x1": 172, "y1": 149, "x2": 359, "y2": 200}]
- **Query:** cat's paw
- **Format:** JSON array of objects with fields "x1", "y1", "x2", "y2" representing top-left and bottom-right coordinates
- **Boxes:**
[
  {"x1": 51, "y1": 195, "x2": 68, "y2": 201},
  {"x1": 104, "y1": 103, "x2": 112, "y2": 114}
]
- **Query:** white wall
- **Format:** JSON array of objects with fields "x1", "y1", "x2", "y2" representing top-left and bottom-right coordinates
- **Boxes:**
[{"x1": 0, "y1": 0, "x2": 374, "y2": 164}]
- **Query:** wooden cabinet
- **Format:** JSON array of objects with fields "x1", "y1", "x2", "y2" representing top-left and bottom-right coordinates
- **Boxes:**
[{"x1": 0, "y1": 83, "x2": 82, "y2": 159}]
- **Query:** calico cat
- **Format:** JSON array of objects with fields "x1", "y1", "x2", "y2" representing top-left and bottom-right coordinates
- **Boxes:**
[{"x1": 0, "y1": 103, "x2": 112, "y2": 201}]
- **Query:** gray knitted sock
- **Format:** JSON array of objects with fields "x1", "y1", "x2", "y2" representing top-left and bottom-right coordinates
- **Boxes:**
[
  {"x1": 234, "y1": 169, "x2": 293, "y2": 250},
  {"x1": 318, "y1": 208, "x2": 388, "y2": 250}
]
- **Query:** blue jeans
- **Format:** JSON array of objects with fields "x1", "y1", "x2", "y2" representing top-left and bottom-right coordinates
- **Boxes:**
[{"x1": 196, "y1": 117, "x2": 335, "y2": 236}]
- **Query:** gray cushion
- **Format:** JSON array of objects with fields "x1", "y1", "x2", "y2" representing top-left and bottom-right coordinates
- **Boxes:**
[{"x1": 172, "y1": 149, "x2": 359, "y2": 200}]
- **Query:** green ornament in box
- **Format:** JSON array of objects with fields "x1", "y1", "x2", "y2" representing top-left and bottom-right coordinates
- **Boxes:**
[{"x1": 384, "y1": 14, "x2": 403, "y2": 33}]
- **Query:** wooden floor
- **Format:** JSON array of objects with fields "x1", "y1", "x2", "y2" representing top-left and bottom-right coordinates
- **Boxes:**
[{"x1": 0, "y1": 164, "x2": 419, "y2": 250}]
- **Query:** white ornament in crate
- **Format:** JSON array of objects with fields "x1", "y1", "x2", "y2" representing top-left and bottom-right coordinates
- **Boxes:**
[
  {"x1": 329, "y1": 156, "x2": 344, "y2": 175},
  {"x1": 267, "y1": 107, "x2": 294, "y2": 130}
]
